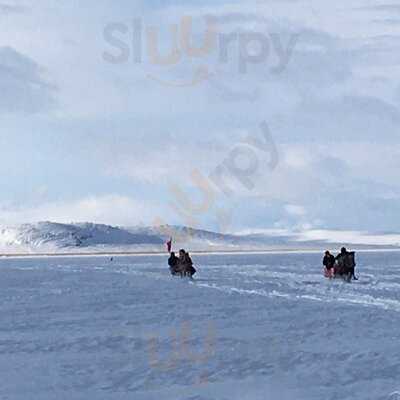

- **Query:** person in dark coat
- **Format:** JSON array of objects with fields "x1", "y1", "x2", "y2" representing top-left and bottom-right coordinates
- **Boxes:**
[
  {"x1": 183, "y1": 251, "x2": 196, "y2": 278},
  {"x1": 168, "y1": 252, "x2": 180, "y2": 275},
  {"x1": 323, "y1": 250, "x2": 335, "y2": 269},
  {"x1": 323, "y1": 250, "x2": 335, "y2": 278},
  {"x1": 336, "y1": 247, "x2": 357, "y2": 281},
  {"x1": 335, "y1": 247, "x2": 347, "y2": 276},
  {"x1": 177, "y1": 249, "x2": 196, "y2": 278},
  {"x1": 178, "y1": 249, "x2": 186, "y2": 265}
]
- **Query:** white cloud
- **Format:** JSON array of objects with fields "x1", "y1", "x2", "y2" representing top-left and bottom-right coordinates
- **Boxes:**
[
  {"x1": 285, "y1": 204, "x2": 306, "y2": 217},
  {"x1": 297, "y1": 229, "x2": 400, "y2": 247},
  {"x1": 0, "y1": 46, "x2": 56, "y2": 113},
  {"x1": 0, "y1": 0, "x2": 399, "y2": 232},
  {"x1": 0, "y1": 195, "x2": 163, "y2": 226}
]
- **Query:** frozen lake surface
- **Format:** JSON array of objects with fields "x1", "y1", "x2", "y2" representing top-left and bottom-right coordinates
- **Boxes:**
[{"x1": 1, "y1": 252, "x2": 400, "y2": 400}]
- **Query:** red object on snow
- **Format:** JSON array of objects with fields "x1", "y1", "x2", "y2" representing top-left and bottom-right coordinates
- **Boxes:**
[
  {"x1": 324, "y1": 267, "x2": 334, "y2": 279},
  {"x1": 166, "y1": 238, "x2": 172, "y2": 253}
]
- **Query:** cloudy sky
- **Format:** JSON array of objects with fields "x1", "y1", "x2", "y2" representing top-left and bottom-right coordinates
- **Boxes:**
[{"x1": 1, "y1": 0, "x2": 400, "y2": 234}]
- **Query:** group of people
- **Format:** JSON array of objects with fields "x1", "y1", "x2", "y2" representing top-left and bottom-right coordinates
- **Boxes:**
[
  {"x1": 323, "y1": 247, "x2": 357, "y2": 281},
  {"x1": 168, "y1": 249, "x2": 197, "y2": 278},
  {"x1": 167, "y1": 244, "x2": 357, "y2": 282}
]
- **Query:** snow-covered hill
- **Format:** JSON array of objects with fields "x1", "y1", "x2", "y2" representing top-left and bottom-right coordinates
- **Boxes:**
[
  {"x1": 0, "y1": 222, "x2": 267, "y2": 253},
  {"x1": 0, "y1": 221, "x2": 399, "y2": 254},
  {"x1": 0, "y1": 222, "x2": 164, "y2": 252}
]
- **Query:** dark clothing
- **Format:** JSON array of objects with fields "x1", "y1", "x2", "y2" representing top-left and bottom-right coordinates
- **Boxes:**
[
  {"x1": 184, "y1": 253, "x2": 193, "y2": 266},
  {"x1": 180, "y1": 253, "x2": 196, "y2": 277},
  {"x1": 323, "y1": 254, "x2": 335, "y2": 269},
  {"x1": 168, "y1": 254, "x2": 178, "y2": 267},
  {"x1": 335, "y1": 251, "x2": 357, "y2": 280},
  {"x1": 168, "y1": 254, "x2": 180, "y2": 275},
  {"x1": 170, "y1": 250, "x2": 197, "y2": 278}
]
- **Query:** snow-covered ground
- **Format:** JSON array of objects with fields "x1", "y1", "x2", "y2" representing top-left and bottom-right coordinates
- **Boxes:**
[{"x1": 1, "y1": 252, "x2": 400, "y2": 400}]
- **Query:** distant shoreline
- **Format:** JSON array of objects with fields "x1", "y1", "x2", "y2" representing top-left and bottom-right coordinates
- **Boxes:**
[{"x1": 1, "y1": 247, "x2": 400, "y2": 259}]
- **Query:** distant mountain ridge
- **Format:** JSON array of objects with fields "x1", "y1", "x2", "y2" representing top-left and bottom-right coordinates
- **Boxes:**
[
  {"x1": 0, "y1": 222, "x2": 164, "y2": 252},
  {"x1": 0, "y1": 222, "x2": 295, "y2": 252},
  {"x1": 0, "y1": 221, "x2": 399, "y2": 254}
]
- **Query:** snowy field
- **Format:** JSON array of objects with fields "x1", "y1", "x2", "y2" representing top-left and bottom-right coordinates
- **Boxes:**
[{"x1": 1, "y1": 252, "x2": 400, "y2": 400}]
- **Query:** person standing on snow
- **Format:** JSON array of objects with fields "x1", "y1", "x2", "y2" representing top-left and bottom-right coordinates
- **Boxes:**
[
  {"x1": 168, "y1": 252, "x2": 179, "y2": 275},
  {"x1": 177, "y1": 249, "x2": 196, "y2": 278},
  {"x1": 336, "y1": 247, "x2": 358, "y2": 281},
  {"x1": 183, "y1": 251, "x2": 196, "y2": 278},
  {"x1": 323, "y1": 250, "x2": 335, "y2": 278}
]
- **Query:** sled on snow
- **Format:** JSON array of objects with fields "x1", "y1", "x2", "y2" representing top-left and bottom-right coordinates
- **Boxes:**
[{"x1": 324, "y1": 252, "x2": 356, "y2": 282}]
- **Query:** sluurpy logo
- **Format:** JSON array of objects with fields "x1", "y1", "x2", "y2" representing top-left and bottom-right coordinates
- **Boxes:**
[
  {"x1": 153, "y1": 120, "x2": 279, "y2": 240},
  {"x1": 102, "y1": 15, "x2": 299, "y2": 88},
  {"x1": 102, "y1": 15, "x2": 285, "y2": 240},
  {"x1": 146, "y1": 320, "x2": 215, "y2": 386}
]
